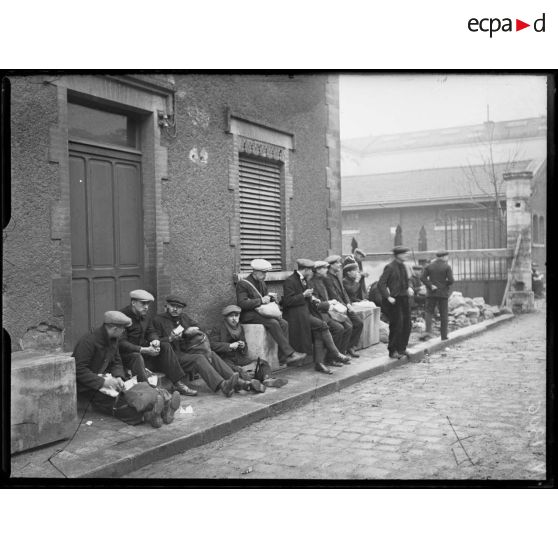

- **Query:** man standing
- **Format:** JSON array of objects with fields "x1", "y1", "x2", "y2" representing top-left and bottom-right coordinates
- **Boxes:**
[
  {"x1": 236, "y1": 258, "x2": 306, "y2": 366},
  {"x1": 378, "y1": 246, "x2": 414, "y2": 358},
  {"x1": 283, "y1": 259, "x2": 349, "y2": 374},
  {"x1": 73, "y1": 311, "x2": 180, "y2": 428},
  {"x1": 119, "y1": 289, "x2": 198, "y2": 396},
  {"x1": 152, "y1": 294, "x2": 243, "y2": 397},
  {"x1": 323, "y1": 255, "x2": 363, "y2": 358},
  {"x1": 421, "y1": 250, "x2": 454, "y2": 341}
]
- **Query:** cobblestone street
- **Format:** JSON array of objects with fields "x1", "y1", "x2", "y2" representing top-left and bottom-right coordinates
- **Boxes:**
[{"x1": 128, "y1": 306, "x2": 546, "y2": 480}]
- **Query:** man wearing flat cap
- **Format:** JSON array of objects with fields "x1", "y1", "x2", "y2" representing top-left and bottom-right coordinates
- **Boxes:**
[
  {"x1": 72, "y1": 311, "x2": 181, "y2": 428},
  {"x1": 236, "y1": 258, "x2": 306, "y2": 366},
  {"x1": 119, "y1": 289, "x2": 198, "y2": 396},
  {"x1": 378, "y1": 246, "x2": 415, "y2": 358},
  {"x1": 152, "y1": 295, "x2": 245, "y2": 397},
  {"x1": 210, "y1": 305, "x2": 288, "y2": 389},
  {"x1": 322, "y1": 255, "x2": 363, "y2": 358},
  {"x1": 308, "y1": 261, "x2": 352, "y2": 367},
  {"x1": 282, "y1": 259, "x2": 348, "y2": 374},
  {"x1": 421, "y1": 250, "x2": 454, "y2": 341},
  {"x1": 342, "y1": 262, "x2": 364, "y2": 303}
]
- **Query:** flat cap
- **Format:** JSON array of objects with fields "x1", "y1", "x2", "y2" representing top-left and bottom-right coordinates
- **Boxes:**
[
  {"x1": 296, "y1": 258, "x2": 315, "y2": 270},
  {"x1": 222, "y1": 304, "x2": 242, "y2": 316},
  {"x1": 166, "y1": 294, "x2": 187, "y2": 307},
  {"x1": 313, "y1": 260, "x2": 329, "y2": 269},
  {"x1": 130, "y1": 289, "x2": 154, "y2": 302},
  {"x1": 436, "y1": 249, "x2": 449, "y2": 257},
  {"x1": 250, "y1": 258, "x2": 273, "y2": 272},
  {"x1": 325, "y1": 254, "x2": 342, "y2": 264},
  {"x1": 103, "y1": 310, "x2": 132, "y2": 327},
  {"x1": 343, "y1": 263, "x2": 359, "y2": 273},
  {"x1": 343, "y1": 255, "x2": 356, "y2": 265},
  {"x1": 354, "y1": 248, "x2": 366, "y2": 257},
  {"x1": 392, "y1": 245, "x2": 410, "y2": 255}
]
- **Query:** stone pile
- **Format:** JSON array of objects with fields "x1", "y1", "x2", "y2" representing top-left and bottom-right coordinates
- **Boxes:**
[{"x1": 447, "y1": 292, "x2": 503, "y2": 329}]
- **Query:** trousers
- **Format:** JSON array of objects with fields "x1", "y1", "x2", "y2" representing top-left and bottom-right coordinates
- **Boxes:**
[
  {"x1": 381, "y1": 296, "x2": 411, "y2": 354},
  {"x1": 309, "y1": 316, "x2": 341, "y2": 363},
  {"x1": 323, "y1": 314, "x2": 352, "y2": 356},
  {"x1": 177, "y1": 351, "x2": 235, "y2": 392},
  {"x1": 241, "y1": 315, "x2": 294, "y2": 361},
  {"x1": 121, "y1": 342, "x2": 185, "y2": 384},
  {"x1": 425, "y1": 297, "x2": 449, "y2": 340}
]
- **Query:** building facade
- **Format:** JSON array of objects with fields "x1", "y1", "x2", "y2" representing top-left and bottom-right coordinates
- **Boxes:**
[
  {"x1": 340, "y1": 118, "x2": 547, "y2": 304},
  {"x1": 4, "y1": 73, "x2": 342, "y2": 351}
]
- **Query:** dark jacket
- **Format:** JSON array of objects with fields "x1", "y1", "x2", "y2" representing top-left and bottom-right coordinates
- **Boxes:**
[
  {"x1": 421, "y1": 259, "x2": 454, "y2": 298},
  {"x1": 282, "y1": 271, "x2": 313, "y2": 354},
  {"x1": 236, "y1": 273, "x2": 270, "y2": 322},
  {"x1": 209, "y1": 322, "x2": 251, "y2": 366},
  {"x1": 152, "y1": 311, "x2": 203, "y2": 353},
  {"x1": 72, "y1": 326, "x2": 126, "y2": 392},
  {"x1": 118, "y1": 304, "x2": 159, "y2": 354},
  {"x1": 378, "y1": 259, "x2": 412, "y2": 299},
  {"x1": 343, "y1": 276, "x2": 364, "y2": 302},
  {"x1": 308, "y1": 274, "x2": 330, "y2": 308},
  {"x1": 323, "y1": 270, "x2": 351, "y2": 305}
]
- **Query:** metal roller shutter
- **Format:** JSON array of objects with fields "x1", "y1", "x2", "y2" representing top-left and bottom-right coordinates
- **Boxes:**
[{"x1": 239, "y1": 155, "x2": 283, "y2": 271}]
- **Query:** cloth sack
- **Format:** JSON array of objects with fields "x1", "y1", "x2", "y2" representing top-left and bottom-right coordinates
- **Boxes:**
[
  {"x1": 239, "y1": 279, "x2": 282, "y2": 319},
  {"x1": 185, "y1": 331, "x2": 213, "y2": 358},
  {"x1": 328, "y1": 300, "x2": 348, "y2": 322},
  {"x1": 122, "y1": 382, "x2": 159, "y2": 413}
]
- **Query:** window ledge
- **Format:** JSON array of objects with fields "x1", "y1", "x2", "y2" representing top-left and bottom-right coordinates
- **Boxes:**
[{"x1": 234, "y1": 271, "x2": 291, "y2": 283}]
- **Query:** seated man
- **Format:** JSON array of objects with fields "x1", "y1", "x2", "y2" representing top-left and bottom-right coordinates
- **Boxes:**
[
  {"x1": 210, "y1": 305, "x2": 288, "y2": 388},
  {"x1": 342, "y1": 262, "x2": 364, "y2": 303},
  {"x1": 119, "y1": 289, "x2": 198, "y2": 396},
  {"x1": 344, "y1": 248, "x2": 368, "y2": 300},
  {"x1": 283, "y1": 259, "x2": 350, "y2": 374},
  {"x1": 322, "y1": 255, "x2": 363, "y2": 358},
  {"x1": 72, "y1": 311, "x2": 180, "y2": 428},
  {"x1": 309, "y1": 261, "x2": 352, "y2": 367},
  {"x1": 236, "y1": 258, "x2": 306, "y2": 366},
  {"x1": 152, "y1": 294, "x2": 256, "y2": 397}
]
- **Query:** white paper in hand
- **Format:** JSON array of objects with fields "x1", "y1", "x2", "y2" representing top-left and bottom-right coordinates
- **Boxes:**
[{"x1": 147, "y1": 375, "x2": 158, "y2": 387}]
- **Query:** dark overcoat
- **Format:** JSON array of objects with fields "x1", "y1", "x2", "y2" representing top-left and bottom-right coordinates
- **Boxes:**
[
  {"x1": 282, "y1": 272, "x2": 313, "y2": 354},
  {"x1": 72, "y1": 326, "x2": 126, "y2": 393},
  {"x1": 152, "y1": 311, "x2": 204, "y2": 353},
  {"x1": 343, "y1": 276, "x2": 364, "y2": 302},
  {"x1": 209, "y1": 322, "x2": 252, "y2": 367},
  {"x1": 323, "y1": 270, "x2": 351, "y2": 305},
  {"x1": 421, "y1": 259, "x2": 454, "y2": 298},
  {"x1": 118, "y1": 304, "x2": 159, "y2": 354}
]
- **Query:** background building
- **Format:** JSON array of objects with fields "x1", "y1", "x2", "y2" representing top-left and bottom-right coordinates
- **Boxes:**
[
  {"x1": 3, "y1": 73, "x2": 342, "y2": 351},
  {"x1": 341, "y1": 117, "x2": 547, "y2": 304}
]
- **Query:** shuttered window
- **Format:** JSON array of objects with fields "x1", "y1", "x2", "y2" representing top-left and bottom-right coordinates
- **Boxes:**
[{"x1": 239, "y1": 155, "x2": 283, "y2": 271}]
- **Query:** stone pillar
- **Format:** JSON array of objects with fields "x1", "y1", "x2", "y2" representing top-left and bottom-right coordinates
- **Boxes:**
[{"x1": 503, "y1": 170, "x2": 534, "y2": 312}]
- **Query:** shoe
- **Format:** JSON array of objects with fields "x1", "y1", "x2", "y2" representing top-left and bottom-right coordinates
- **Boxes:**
[
  {"x1": 388, "y1": 351, "x2": 401, "y2": 359},
  {"x1": 315, "y1": 363, "x2": 333, "y2": 374},
  {"x1": 173, "y1": 381, "x2": 198, "y2": 396},
  {"x1": 235, "y1": 378, "x2": 248, "y2": 392},
  {"x1": 143, "y1": 394, "x2": 164, "y2": 428},
  {"x1": 335, "y1": 353, "x2": 351, "y2": 364},
  {"x1": 285, "y1": 351, "x2": 306, "y2": 365},
  {"x1": 347, "y1": 348, "x2": 360, "y2": 358},
  {"x1": 263, "y1": 377, "x2": 288, "y2": 388},
  {"x1": 162, "y1": 390, "x2": 181, "y2": 425},
  {"x1": 221, "y1": 372, "x2": 239, "y2": 397},
  {"x1": 398, "y1": 350, "x2": 410, "y2": 358},
  {"x1": 250, "y1": 379, "x2": 266, "y2": 393},
  {"x1": 325, "y1": 360, "x2": 343, "y2": 367}
]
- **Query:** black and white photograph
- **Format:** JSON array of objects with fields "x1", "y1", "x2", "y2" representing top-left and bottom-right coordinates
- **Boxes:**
[{"x1": 2, "y1": 72, "x2": 551, "y2": 483}]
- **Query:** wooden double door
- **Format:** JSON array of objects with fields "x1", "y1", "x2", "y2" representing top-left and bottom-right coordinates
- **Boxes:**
[{"x1": 69, "y1": 142, "x2": 143, "y2": 345}]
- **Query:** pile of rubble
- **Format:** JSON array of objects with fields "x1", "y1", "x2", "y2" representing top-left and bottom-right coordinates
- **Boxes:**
[{"x1": 378, "y1": 292, "x2": 509, "y2": 343}]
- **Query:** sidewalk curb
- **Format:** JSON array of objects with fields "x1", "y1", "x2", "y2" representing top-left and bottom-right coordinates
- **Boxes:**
[{"x1": 78, "y1": 313, "x2": 515, "y2": 478}]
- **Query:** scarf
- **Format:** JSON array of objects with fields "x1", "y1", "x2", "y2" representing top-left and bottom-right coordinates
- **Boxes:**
[{"x1": 224, "y1": 320, "x2": 243, "y2": 342}]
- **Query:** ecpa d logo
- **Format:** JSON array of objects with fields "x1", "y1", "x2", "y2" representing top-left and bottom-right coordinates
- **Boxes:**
[{"x1": 468, "y1": 13, "x2": 545, "y2": 37}]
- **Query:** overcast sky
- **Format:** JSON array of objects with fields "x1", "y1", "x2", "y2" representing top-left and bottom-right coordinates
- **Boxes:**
[{"x1": 339, "y1": 74, "x2": 548, "y2": 139}]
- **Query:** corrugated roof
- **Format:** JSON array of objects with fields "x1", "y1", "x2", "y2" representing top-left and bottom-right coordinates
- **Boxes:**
[{"x1": 341, "y1": 160, "x2": 532, "y2": 209}]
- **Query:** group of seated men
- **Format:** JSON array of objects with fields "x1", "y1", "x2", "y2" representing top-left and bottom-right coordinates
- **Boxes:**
[{"x1": 73, "y1": 255, "x2": 369, "y2": 429}]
